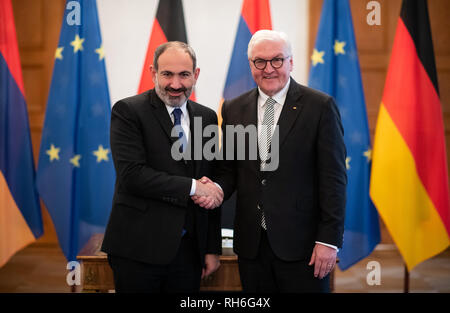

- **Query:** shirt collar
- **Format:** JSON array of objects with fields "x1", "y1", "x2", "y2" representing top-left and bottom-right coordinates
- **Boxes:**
[
  {"x1": 258, "y1": 77, "x2": 291, "y2": 108},
  {"x1": 166, "y1": 101, "x2": 188, "y2": 118}
]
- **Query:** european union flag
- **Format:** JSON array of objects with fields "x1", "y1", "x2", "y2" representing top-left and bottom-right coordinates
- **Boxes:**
[
  {"x1": 36, "y1": 0, "x2": 114, "y2": 261},
  {"x1": 308, "y1": 0, "x2": 380, "y2": 270}
]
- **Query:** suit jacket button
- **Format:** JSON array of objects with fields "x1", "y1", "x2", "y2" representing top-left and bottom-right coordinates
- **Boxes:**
[{"x1": 261, "y1": 179, "x2": 267, "y2": 186}]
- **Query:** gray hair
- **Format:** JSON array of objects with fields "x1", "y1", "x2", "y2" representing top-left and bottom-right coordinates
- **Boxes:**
[
  {"x1": 153, "y1": 41, "x2": 197, "y2": 71},
  {"x1": 247, "y1": 30, "x2": 292, "y2": 59}
]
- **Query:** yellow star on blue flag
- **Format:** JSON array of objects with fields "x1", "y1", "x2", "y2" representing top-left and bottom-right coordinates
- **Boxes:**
[
  {"x1": 70, "y1": 154, "x2": 81, "y2": 167},
  {"x1": 70, "y1": 34, "x2": 84, "y2": 53},
  {"x1": 46, "y1": 144, "x2": 60, "y2": 162},
  {"x1": 334, "y1": 40, "x2": 346, "y2": 55},
  {"x1": 311, "y1": 49, "x2": 325, "y2": 66},
  {"x1": 93, "y1": 145, "x2": 109, "y2": 163},
  {"x1": 95, "y1": 44, "x2": 105, "y2": 60},
  {"x1": 55, "y1": 47, "x2": 64, "y2": 60}
]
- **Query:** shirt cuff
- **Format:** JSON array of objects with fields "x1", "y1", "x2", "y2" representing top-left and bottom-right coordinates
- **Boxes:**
[
  {"x1": 315, "y1": 241, "x2": 339, "y2": 252},
  {"x1": 190, "y1": 179, "x2": 196, "y2": 196}
]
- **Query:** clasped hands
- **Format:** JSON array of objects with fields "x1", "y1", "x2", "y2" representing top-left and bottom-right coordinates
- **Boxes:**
[{"x1": 191, "y1": 176, "x2": 223, "y2": 209}]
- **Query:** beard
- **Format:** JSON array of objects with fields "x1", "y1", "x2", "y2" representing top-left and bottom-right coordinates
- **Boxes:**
[{"x1": 154, "y1": 80, "x2": 193, "y2": 107}]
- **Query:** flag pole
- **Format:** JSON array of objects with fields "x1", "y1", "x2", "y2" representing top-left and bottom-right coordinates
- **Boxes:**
[{"x1": 403, "y1": 263, "x2": 409, "y2": 293}]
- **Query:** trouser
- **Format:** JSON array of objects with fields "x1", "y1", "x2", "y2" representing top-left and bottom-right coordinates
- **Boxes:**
[
  {"x1": 238, "y1": 229, "x2": 330, "y2": 293},
  {"x1": 108, "y1": 234, "x2": 202, "y2": 293}
]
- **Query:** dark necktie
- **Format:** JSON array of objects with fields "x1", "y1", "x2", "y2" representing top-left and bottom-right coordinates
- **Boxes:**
[
  {"x1": 172, "y1": 108, "x2": 187, "y2": 153},
  {"x1": 173, "y1": 108, "x2": 189, "y2": 237}
]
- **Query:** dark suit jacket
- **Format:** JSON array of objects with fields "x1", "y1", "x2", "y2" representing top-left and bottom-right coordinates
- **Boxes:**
[
  {"x1": 215, "y1": 78, "x2": 346, "y2": 261},
  {"x1": 101, "y1": 89, "x2": 221, "y2": 266}
]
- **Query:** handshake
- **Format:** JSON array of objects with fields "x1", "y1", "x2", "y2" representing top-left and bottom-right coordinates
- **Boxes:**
[{"x1": 191, "y1": 176, "x2": 223, "y2": 209}]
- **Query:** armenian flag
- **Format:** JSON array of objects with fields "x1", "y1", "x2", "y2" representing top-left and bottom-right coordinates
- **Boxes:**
[{"x1": 0, "y1": 0, "x2": 43, "y2": 267}]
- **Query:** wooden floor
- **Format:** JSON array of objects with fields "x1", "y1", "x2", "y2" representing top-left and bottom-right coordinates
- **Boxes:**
[{"x1": 0, "y1": 242, "x2": 449, "y2": 293}]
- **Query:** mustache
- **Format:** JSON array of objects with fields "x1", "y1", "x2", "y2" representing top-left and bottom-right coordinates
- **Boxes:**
[{"x1": 165, "y1": 87, "x2": 188, "y2": 93}]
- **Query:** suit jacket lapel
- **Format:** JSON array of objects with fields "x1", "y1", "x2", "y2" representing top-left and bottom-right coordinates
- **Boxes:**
[
  {"x1": 276, "y1": 79, "x2": 304, "y2": 149},
  {"x1": 244, "y1": 89, "x2": 260, "y2": 175},
  {"x1": 243, "y1": 89, "x2": 259, "y2": 127},
  {"x1": 149, "y1": 90, "x2": 177, "y2": 146}
]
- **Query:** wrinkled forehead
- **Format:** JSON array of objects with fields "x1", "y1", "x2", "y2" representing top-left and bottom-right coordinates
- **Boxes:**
[
  {"x1": 250, "y1": 39, "x2": 290, "y2": 59},
  {"x1": 156, "y1": 48, "x2": 195, "y2": 72}
]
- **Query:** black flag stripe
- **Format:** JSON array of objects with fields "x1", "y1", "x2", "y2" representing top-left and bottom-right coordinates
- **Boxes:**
[{"x1": 400, "y1": 0, "x2": 439, "y2": 95}]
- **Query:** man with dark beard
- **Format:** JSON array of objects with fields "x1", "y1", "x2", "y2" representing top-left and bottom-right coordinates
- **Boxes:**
[{"x1": 101, "y1": 41, "x2": 223, "y2": 293}]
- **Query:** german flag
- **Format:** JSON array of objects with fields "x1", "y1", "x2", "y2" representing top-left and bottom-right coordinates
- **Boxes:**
[
  {"x1": 370, "y1": 0, "x2": 450, "y2": 271},
  {"x1": 138, "y1": 0, "x2": 193, "y2": 99}
]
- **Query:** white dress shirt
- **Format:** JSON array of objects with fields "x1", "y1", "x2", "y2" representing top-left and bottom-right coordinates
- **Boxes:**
[
  {"x1": 257, "y1": 78, "x2": 290, "y2": 138},
  {"x1": 165, "y1": 102, "x2": 197, "y2": 196}
]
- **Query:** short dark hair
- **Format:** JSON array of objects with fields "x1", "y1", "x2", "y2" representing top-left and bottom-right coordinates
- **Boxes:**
[{"x1": 153, "y1": 41, "x2": 197, "y2": 72}]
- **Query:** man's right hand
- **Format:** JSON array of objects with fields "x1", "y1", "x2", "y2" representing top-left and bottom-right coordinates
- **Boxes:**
[{"x1": 192, "y1": 177, "x2": 223, "y2": 209}]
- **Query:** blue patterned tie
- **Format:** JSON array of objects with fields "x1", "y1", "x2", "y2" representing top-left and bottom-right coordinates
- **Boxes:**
[
  {"x1": 173, "y1": 108, "x2": 187, "y2": 237},
  {"x1": 172, "y1": 108, "x2": 187, "y2": 153}
]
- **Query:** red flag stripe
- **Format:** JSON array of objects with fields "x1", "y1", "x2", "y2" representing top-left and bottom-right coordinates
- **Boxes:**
[
  {"x1": 242, "y1": 0, "x2": 272, "y2": 34},
  {"x1": 137, "y1": 1, "x2": 195, "y2": 101},
  {"x1": 0, "y1": 0, "x2": 25, "y2": 94},
  {"x1": 138, "y1": 19, "x2": 167, "y2": 93},
  {"x1": 382, "y1": 18, "x2": 450, "y2": 233}
]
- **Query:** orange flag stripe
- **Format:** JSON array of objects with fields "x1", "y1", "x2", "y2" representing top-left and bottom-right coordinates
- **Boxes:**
[{"x1": 0, "y1": 172, "x2": 36, "y2": 267}]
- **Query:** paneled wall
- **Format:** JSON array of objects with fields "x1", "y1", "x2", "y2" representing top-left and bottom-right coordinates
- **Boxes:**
[{"x1": 309, "y1": 0, "x2": 450, "y2": 242}]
